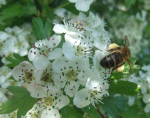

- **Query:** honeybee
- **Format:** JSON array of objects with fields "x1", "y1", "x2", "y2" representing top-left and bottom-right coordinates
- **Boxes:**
[{"x1": 100, "y1": 36, "x2": 133, "y2": 73}]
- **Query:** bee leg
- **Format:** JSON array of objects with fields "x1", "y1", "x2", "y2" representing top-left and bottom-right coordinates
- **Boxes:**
[
  {"x1": 106, "y1": 43, "x2": 120, "y2": 52},
  {"x1": 127, "y1": 59, "x2": 133, "y2": 73}
]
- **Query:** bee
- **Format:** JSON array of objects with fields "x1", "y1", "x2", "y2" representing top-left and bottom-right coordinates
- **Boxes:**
[{"x1": 100, "y1": 36, "x2": 133, "y2": 73}]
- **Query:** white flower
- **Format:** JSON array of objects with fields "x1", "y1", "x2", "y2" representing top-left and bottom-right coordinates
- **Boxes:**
[
  {"x1": 62, "y1": 35, "x2": 93, "y2": 60},
  {"x1": 28, "y1": 35, "x2": 62, "y2": 70},
  {"x1": 0, "y1": 66, "x2": 12, "y2": 84},
  {"x1": 73, "y1": 70, "x2": 109, "y2": 108},
  {"x1": 0, "y1": 0, "x2": 6, "y2": 8},
  {"x1": 144, "y1": 104, "x2": 150, "y2": 113},
  {"x1": 68, "y1": 0, "x2": 94, "y2": 12},
  {"x1": 0, "y1": 111, "x2": 17, "y2": 118},
  {"x1": 37, "y1": 88, "x2": 69, "y2": 118},
  {"x1": 143, "y1": 94, "x2": 150, "y2": 104},
  {"x1": 53, "y1": 18, "x2": 85, "y2": 41},
  {"x1": 12, "y1": 61, "x2": 36, "y2": 84},
  {"x1": 25, "y1": 103, "x2": 42, "y2": 118},
  {"x1": 128, "y1": 96, "x2": 135, "y2": 106},
  {"x1": 53, "y1": 56, "x2": 90, "y2": 97}
]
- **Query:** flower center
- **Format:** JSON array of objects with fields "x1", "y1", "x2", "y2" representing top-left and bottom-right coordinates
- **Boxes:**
[
  {"x1": 16, "y1": 41, "x2": 22, "y2": 48},
  {"x1": 75, "y1": 45, "x2": 85, "y2": 56},
  {"x1": 24, "y1": 71, "x2": 34, "y2": 83},
  {"x1": 41, "y1": 72, "x2": 54, "y2": 84},
  {"x1": 29, "y1": 113, "x2": 39, "y2": 118},
  {"x1": 66, "y1": 69, "x2": 77, "y2": 81},
  {"x1": 43, "y1": 96, "x2": 54, "y2": 107}
]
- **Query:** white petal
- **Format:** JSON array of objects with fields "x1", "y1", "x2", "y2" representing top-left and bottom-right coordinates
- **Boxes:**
[
  {"x1": 144, "y1": 104, "x2": 150, "y2": 113},
  {"x1": 12, "y1": 61, "x2": 34, "y2": 82},
  {"x1": 62, "y1": 41, "x2": 75, "y2": 60},
  {"x1": 70, "y1": 56, "x2": 89, "y2": 70},
  {"x1": 48, "y1": 48, "x2": 63, "y2": 60},
  {"x1": 53, "y1": 74, "x2": 66, "y2": 89},
  {"x1": 33, "y1": 56, "x2": 50, "y2": 70},
  {"x1": 73, "y1": 88, "x2": 92, "y2": 108},
  {"x1": 0, "y1": 31, "x2": 8, "y2": 41},
  {"x1": 53, "y1": 57, "x2": 69, "y2": 73},
  {"x1": 143, "y1": 94, "x2": 150, "y2": 103},
  {"x1": 26, "y1": 80, "x2": 47, "y2": 98},
  {"x1": 41, "y1": 108, "x2": 60, "y2": 118},
  {"x1": 64, "y1": 81, "x2": 80, "y2": 97},
  {"x1": 75, "y1": 0, "x2": 93, "y2": 12},
  {"x1": 53, "y1": 24, "x2": 67, "y2": 34},
  {"x1": 54, "y1": 95, "x2": 70, "y2": 109},
  {"x1": 28, "y1": 48, "x2": 38, "y2": 61},
  {"x1": 47, "y1": 35, "x2": 61, "y2": 48}
]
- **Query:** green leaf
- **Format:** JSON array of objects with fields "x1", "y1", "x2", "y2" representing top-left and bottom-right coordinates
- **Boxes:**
[
  {"x1": 13, "y1": 53, "x2": 26, "y2": 62},
  {"x1": 6, "y1": 54, "x2": 26, "y2": 68},
  {"x1": 109, "y1": 80, "x2": 139, "y2": 95},
  {"x1": 32, "y1": 18, "x2": 52, "y2": 39},
  {"x1": 0, "y1": 86, "x2": 38, "y2": 118},
  {"x1": 124, "y1": 0, "x2": 136, "y2": 8},
  {"x1": 61, "y1": 106, "x2": 83, "y2": 118},
  {"x1": 101, "y1": 95, "x2": 128, "y2": 118},
  {"x1": 82, "y1": 105, "x2": 101, "y2": 118},
  {"x1": 0, "y1": 4, "x2": 22, "y2": 21},
  {"x1": 120, "y1": 100, "x2": 146, "y2": 118}
]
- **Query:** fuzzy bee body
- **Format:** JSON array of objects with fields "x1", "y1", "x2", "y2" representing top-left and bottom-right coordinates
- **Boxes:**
[
  {"x1": 100, "y1": 36, "x2": 133, "y2": 73},
  {"x1": 100, "y1": 51, "x2": 123, "y2": 68}
]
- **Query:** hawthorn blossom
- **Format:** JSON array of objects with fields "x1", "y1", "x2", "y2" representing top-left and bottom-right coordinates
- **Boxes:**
[
  {"x1": 0, "y1": 66, "x2": 12, "y2": 85},
  {"x1": 28, "y1": 35, "x2": 62, "y2": 70},
  {"x1": 53, "y1": 56, "x2": 90, "y2": 97},
  {"x1": 25, "y1": 88, "x2": 70, "y2": 118},
  {"x1": 73, "y1": 69, "x2": 109, "y2": 108}
]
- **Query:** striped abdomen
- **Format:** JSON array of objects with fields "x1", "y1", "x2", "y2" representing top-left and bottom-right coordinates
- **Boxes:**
[{"x1": 100, "y1": 52, "x2": 123, "y2": 68}]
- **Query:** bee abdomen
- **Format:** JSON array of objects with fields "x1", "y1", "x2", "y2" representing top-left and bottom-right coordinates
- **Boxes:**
[{"x1": 100, "y1": 52, "x2": 123, "y2": 68}]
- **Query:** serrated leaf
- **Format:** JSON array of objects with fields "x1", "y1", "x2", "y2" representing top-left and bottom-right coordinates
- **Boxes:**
[
  {"x1": 109, "y1": 80, "x2": 139, "y2": 95},
  {"x1": 101, "y1": 95, "x2": 128, "y2": 118},
  {"x1": 6, "y1": 54, "x2": 26, "y2": 68},
  {"x1": 0, "y1": 4, "x2": 23, "y2": 21},
  {"x1": 82, "y1": 105, "x2": 101, "y2": 118},
  {"x1": 13, "y1": 54, "x2": 26, "y2": 62},
  {"x1": 32, "y1": 18, "x2": 52, "y2": 39},
  {"x1": 61, "y1": 106, "x2": 83, "y2": 118},
  {"x1": 0, "y1": 86, "x2": 37, "y2": 118}
]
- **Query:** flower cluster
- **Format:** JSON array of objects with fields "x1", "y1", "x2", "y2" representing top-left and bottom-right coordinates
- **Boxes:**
[
  {"x1": 0, "y1": 24, "x2": 34, "y2": 64},
  {"x1": 127, "y1": 65, "x2": 150, "y2": 113},
  {"x1": 106, "y1": 11, "x2": 147, "y2": 57},
  {"x1": 11, "y1": 11, "x2": 112, "y2": 117}
]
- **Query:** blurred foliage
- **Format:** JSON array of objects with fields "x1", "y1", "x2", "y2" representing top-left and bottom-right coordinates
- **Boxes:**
[{"x1": 0, "y1": 86, "x2": 37, "y2": 118}]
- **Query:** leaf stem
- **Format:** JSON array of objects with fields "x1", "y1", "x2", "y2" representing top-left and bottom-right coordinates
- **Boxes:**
[{"x1": 95, "y1": 105, "x2": 106, "y2": 118}]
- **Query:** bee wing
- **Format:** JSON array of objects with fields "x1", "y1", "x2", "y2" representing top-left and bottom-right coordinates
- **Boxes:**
[
  {"x1": 127, "y1": 59, "x2": 133, "y2": 73},
  {"x1": 124, "y1": 36, "x2": 130, "y2": 47}
]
